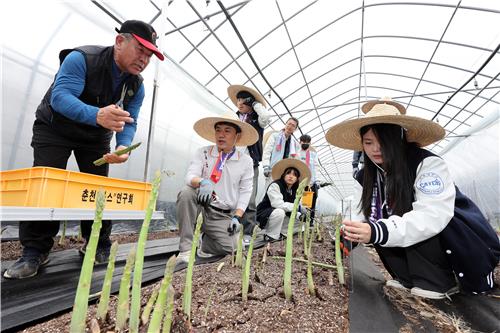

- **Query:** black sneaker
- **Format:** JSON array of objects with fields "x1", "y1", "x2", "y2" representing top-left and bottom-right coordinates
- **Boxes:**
[
  {"x1": 3, "y1": 252, "x2": 49, "y2": 279},
  {"x1": 78, "y1": 244, "x2": 111, "y2": 264}
]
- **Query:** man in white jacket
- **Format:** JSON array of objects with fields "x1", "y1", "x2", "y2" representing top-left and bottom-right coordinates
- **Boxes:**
[{"x1": 176, "y1": 116, "x2": 258, "y2": 262}]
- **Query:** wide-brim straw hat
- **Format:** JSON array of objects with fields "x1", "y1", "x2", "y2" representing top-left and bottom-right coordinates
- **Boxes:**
[
  {"x1": 227, "y1": 85, "x2": 267, "y2": 107},
  {"x1": 193, "y1": 115, "x2": 259, "y2": 146},
  {"x1": 325, "y1": 97, "x2": 445, "y2": 151},
  {"x1": 271, "y1": 158, "x2": 311, "y2": 182}
]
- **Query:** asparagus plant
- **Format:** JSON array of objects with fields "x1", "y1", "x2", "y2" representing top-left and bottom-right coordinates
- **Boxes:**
[
  {"x1": 162, "y1": 285, "x2": 175, "y2": 333},
  {"x1": 334, "y1": 214, "x2": 345, "y2": 285},
  {"x1": 93, "y1": 142, "x2": 141, "y2": 166},
  {"x1": 242, "y1": 225, "x2": 258, "y2": 301},
  {"x1": 69, "y1": 189, "x2": 105, "y2": 333},
  {"x1": 129, "y1": 170, "x2": 162, "y2": 333},
  {"x1": 234, "y1": 227, "x2": 244, "y2": 267},
  {"x1": 182, "y1": 213, "x2": 203, "y2": 321},
  {"x1": 303, "y1": 210, "x2": 311, "y2": 258},
  {"x1": 141, "y1": 287, "x2": 159, "y2": 325},
  {"x1": 307, "y1": 226, "x2": 316, "y2": 296},
  {"x1": 59, "y1": 220, "x2": 67, "y2": 246},
  {"x1": 96, "y1": 241, "x2": 119, "y2": 321},
  {"x1": 115, "y1": 248, "x2": 136, "y2": 331},
  {"x1": 283, "y1": 177, "x2": 308, "y2": 301},
  {"x1": 148, "y1": 255, "x2": 177, "y2": 332}
]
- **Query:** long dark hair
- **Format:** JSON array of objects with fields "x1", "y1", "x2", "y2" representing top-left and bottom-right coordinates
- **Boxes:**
[{"x1": 359, "y1": 124, "x2": 417, "y2": 219}]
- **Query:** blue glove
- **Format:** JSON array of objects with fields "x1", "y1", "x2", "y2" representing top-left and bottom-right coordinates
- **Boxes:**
[
  {"x1": 197, "y1": 179, "x2": 215, "y2": 206},
  {"x1": 228, "y1": 216, "x2": 242, "y2": 235},
  {"x1": 299, "y1": 205, "x2": 308, "y2": 215},
  {"x1": 263, "y1": 166, "x2": 271, "y2": 177}
]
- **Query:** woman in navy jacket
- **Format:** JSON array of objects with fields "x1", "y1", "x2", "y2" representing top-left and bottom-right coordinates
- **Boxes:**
[{"x1": 326, "y1": 97, "x2": 500, "y2": 299}]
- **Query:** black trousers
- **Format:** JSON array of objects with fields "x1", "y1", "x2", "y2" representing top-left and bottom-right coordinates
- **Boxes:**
[
  {"x1": 305, "y1": 184, "x2": 319, "y2": 222},
  {"x1": 375, "y1": 235, "x2": 457, "y2": 292},
  {"x1": 19, "y1": 122, "x2": 112, "y2": 253}
]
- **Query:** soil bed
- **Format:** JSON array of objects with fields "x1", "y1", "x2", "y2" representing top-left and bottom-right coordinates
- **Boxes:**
[{"x1": 14, "y1": 234, "x2": 350, "y2": 332}]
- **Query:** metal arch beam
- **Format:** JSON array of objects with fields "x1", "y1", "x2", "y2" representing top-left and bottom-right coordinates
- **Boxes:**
[
  {"x1": 204, "y1": 1, "x2": 500, "y2": 95},
  {"x1": 275, "y1": 0, "x2": 345, "y2": 192},
  {"x1": 164, "y1": 1, "x2": 249, "y2": 36},
  {"x1": 267, "y1": 54, "x2": 499, "y2": 113},
  {"x1": 357, "y1": 0, "x2": 367, "y2": 117},
  {"x1": 179, "y1": 2, "x2": 249, "y2": 63},
  {"x1": 165, "y1": 17, "x2": 232, "y2": 87},
  {"x1": 405, "y1": 0, "x2": 463, "y2": 110},
  {"x1": 203, "y1": 1, "x2": 318, "y2": 87},
  {"x1": 270, "y1": 82, "x2": 480, "y2": 135}
]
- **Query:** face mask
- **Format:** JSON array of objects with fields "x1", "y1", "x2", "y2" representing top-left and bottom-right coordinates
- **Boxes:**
[{"x1": 301, "y1": 143, "x2": 310, "y2": 150}]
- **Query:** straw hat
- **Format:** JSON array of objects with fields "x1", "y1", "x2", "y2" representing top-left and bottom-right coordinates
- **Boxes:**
[
  {"x1": 271, "y1": 158, "x2": 311, "y2": 182},
  {"x1": 193, "y1": 115, "x2": 259, "y2": 146},
  {"x1": 227, "y1": 85, "x2": 267, "y2": 107},
  {"x1": 325, "y1": 97, "x2": 445, "y2": 151}
]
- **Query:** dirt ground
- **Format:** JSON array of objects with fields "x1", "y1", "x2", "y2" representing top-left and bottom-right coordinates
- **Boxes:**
[{"x1": 9, "y1": 232, "x2": 350, "y2": 333}]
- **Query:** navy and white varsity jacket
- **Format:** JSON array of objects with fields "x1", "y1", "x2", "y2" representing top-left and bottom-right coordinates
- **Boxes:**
[{"x1": 352, "y1": 148, "x2": 500, "y2": 292}]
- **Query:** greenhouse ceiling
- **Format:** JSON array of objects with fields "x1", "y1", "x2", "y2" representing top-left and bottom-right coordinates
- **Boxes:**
[
  {"x1": 8, "y1": 0, "x2": 500, "y2": 201},
  {"x1": 158, "y1": 0, "x2": 500, "y2": 200}
]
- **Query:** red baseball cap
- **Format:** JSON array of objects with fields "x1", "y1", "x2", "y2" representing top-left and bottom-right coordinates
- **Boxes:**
[{"x1": 115, "y1": 20, "x2": 164, "y2": 61}]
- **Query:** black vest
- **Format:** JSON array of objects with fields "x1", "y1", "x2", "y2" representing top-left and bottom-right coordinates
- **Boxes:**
[
  {"x1": 256, "y1": 179, "x2": 296, "y2": 227},
  {"x1": 35, "y1": 45, "x2": 143, "y2": 145},
  {"x1": 236, "y1": 110, "x2": 264, "y2": 166}
]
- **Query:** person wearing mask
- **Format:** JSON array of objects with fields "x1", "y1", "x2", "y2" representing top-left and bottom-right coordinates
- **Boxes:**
[
  {"x1": 227, "y1": 85, "x2": 270, "y2": 245},
  {"x1": 298, "y1": 134, "x2": 321, "y2": 221},
  {"x1": 262, "y1": 117, "x2": 300, "y2": 186},
  {"x1": 4, "y1": 20, "x2": 165, "y2": 279},
  {"x1": 256, "y1": 159, "x2": 310, "y2": 241},
  {"x1": 326, "y1": 97, "x2": 500, "y2": 299},
  {"x1": 176, "y1": 116, "x2": 258, "y2": 262}
]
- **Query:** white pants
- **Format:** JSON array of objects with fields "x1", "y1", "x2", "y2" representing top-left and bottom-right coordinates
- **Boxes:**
[{"x1": 264, "y1": 208, "x2": 298, "y2": 239}]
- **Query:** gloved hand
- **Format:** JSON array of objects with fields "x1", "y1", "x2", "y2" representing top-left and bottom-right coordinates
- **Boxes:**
[
  {"x1": 228, "y1": 216, "x2": 242, "y2": 235},
  {"x1": 352, "y1": 167, "x2": 359, "y2": 179},
  {"x1": 243, "y1": 96, "x2": 255, "y2": 107},
  {"x1": 298, "y1": 205, "x2": 308, "y2": 215},
  {"x1": 313, "y1": 180, "x2": 321, "y2": 190},
  {"x1": 263, "y1": 166, "x2": 271, "y2": 177},
  {"x1": 197, "y1": 179, "x2": 215, "y2": 206}
]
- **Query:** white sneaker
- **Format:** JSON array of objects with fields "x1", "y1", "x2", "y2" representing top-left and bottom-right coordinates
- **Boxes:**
[
  {"x1": 176, "y1": 250, "x2": 191, "y2": 263},
  {"x1": 411, "y1": 285, "x2": 459, "y2": 300},
  {"x1": 386, "y1": 279, "x2": 410, "y2": 291},
  {"x1": 197, "y1": 248, "x2": 215, "y2": 259}
]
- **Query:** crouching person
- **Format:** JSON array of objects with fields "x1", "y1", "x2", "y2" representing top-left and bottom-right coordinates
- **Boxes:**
[
  {"x1": 176, "y1": 116, "x2": 258, "y2": 262},
  {"x1": 256, "y1": 159, "x2": 310, "y2": 241}
]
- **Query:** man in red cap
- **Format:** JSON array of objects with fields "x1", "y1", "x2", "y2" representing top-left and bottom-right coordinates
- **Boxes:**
[{"x1": 4, "y1": 20, "x2": 164, "y2": 279}]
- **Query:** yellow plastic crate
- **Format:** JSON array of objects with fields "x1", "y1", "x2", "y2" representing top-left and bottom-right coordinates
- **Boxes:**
[
  {"x1": 302, "y1": 190, "x2": 314, "y2": 208},
  {"x1": 0, "y1": 167, "x2": 152, "y2": 210}
]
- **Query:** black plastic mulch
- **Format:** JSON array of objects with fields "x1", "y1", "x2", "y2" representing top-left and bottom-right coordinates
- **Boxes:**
[
  {"x1": 350, "y1": 245, "x2": 500, "y2": 333},
  {"x1": 1, "y1": 238, "x2": 224, "y2": 332}
]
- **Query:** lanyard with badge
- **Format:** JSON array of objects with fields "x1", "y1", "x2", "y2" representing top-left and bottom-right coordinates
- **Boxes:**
[{"x1": 209, "y1": 147, "x2": 236, "y2": 183}]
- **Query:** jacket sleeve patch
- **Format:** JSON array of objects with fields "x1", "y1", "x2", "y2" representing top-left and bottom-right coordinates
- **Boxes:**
[{"x1": 416, "y1": 172, "x2": 444, "y2": 195}]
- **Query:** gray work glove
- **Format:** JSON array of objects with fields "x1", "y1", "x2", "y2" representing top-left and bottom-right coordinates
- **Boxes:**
[
  {"x1": 252, "y1": 101, "x2": 263, "y2": 109},
  {"x1": 299, "y1": 205, "x2": 308, "y2": 215},
  {"x1": 228, "y1": 216, "x2": 242, "y2": 235},
  {"x1": 197, "y1": 179, "x2": 215, "y2": 206},
  {"x1": 263, "y1": 166, "x2": 271, "y2": 177}
]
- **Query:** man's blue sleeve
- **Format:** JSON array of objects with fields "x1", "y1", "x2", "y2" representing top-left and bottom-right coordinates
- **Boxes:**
[
  {"x1": 50, "y1": 51, "x2": 99, "y2": 126},
  {"x1": 115, "y1": 84, "x2": 144, "y2": 147}
]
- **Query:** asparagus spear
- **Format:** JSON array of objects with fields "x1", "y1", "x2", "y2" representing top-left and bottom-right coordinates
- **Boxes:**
[{"x1": 93, "y1": 142, "x2": 142, "y2": 166}]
